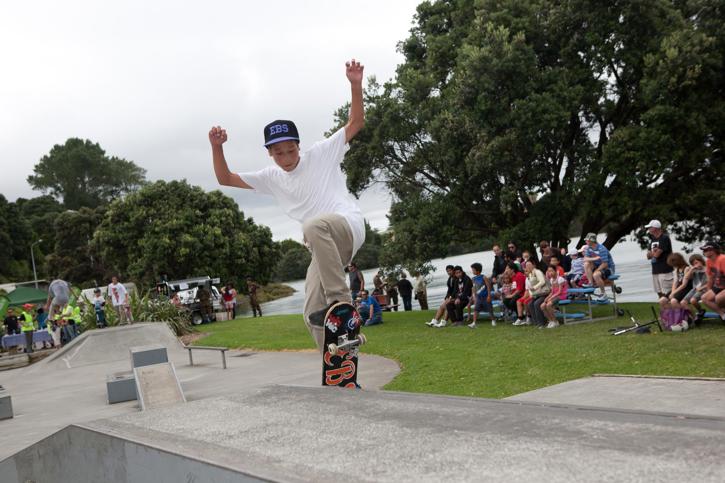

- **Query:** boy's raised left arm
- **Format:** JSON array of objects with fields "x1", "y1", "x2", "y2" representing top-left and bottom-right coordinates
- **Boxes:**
[{"x1": 344, "y1": 59, "x2": 365, "y2": 143}]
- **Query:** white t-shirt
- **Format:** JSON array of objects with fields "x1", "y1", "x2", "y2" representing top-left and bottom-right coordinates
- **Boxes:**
[
  {"x1": 108, "y1": 282, "x2": 128, "y2": 307},
  {"x1": 239, "y1": 128, "x2": 365, "y2": 256}
]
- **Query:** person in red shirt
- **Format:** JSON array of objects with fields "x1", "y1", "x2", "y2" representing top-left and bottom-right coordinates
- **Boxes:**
[
  {"x1": 701, "y1": 241, "x2": 725, "y2": 321},
  {"x1": 501, "y1": 262, "x2": 527, "y2": 322}
]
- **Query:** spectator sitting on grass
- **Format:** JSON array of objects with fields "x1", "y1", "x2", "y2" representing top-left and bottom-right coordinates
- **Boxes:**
[
  {"x1": 427, "y1": 265, "x2": 456, "y2": 327},
  {"x1": 700, "y1": 241, "x2": 725, "y2": 322},
  {"x1": 468, "y1": 263, "x2": 495, "y2": 329},
  {"x1": 444, "y1": 266, "x2": 472, "y2": 327},
  {"x1": 541, "y1": 266, "x2": 569, "y2": 329},
  {"x1": 582, "y1": 233, "x2": 615, "y2": 302},
  {"x1": 566, "y1": 247, "x2": 585, "y2": 288},
  {"x1": 682, "y1": 254, "x2": 708, "y2": 322},
  {"x1": 357, "y1": 290, "x2": 383, "y2": 326},
  {"x1": 659, "y1": 252, "x2": 691, "y2": 310}
]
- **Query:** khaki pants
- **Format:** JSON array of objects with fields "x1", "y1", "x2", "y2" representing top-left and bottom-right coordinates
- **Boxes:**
[
  {"x1": 302, "y1": 214, "x2": 355, "y2": 353},
  {"x1": 416, "y1": 291, "x2": 428, "y2": 310}
]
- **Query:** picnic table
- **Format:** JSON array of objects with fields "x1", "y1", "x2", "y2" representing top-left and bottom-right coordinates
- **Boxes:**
[{"x1": 1, "y1": 331, "x2": 53, "y2": 350}]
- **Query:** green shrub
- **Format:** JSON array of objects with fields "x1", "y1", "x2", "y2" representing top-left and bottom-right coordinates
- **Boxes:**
[{"x1": 79, "y1": 291, "x2": 192, "y2": 336}]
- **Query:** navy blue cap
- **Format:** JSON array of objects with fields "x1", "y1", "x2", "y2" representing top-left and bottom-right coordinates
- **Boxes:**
[{"x1": 263, "y1": 120, "x2": 299, "y2": 147}]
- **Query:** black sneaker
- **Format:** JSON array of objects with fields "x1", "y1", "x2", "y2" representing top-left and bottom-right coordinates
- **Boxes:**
[{"x1": 308, "y1": 301, "x2": 339, "y2": 327}]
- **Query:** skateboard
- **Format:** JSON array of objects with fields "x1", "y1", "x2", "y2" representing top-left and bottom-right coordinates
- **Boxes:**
[{"x1": 322, "y1": 302, "x2": 366, "y2": 388}]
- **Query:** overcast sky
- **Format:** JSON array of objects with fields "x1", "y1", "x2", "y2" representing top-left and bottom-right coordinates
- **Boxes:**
[{"x1": 0, "y1": 0, "x2": 421, "y2": 241}]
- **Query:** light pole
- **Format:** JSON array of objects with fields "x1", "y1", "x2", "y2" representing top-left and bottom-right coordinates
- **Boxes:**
[{"x1": 31, "y1": 239, "x2": 43, "y2": 289}]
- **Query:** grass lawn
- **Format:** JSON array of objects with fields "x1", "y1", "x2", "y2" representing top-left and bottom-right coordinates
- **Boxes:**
[{"x1": 195, "y1": 303, "x2": 725, "y2": 399}]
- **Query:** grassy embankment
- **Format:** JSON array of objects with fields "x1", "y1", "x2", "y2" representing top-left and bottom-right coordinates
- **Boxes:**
[{"x1": 195, "y1": 303, "x2": 725, "y2": 398}]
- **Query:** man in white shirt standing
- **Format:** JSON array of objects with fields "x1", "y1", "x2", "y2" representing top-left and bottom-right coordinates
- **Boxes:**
[
  {"x1": 209, "y1": 59, "x2": 365, "y2": 352},
  {"x1": 108, "y1": 275, "x2": 133, "y2": 325}
]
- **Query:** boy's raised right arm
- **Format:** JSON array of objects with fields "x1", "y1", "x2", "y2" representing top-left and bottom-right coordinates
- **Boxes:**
[{"x1": 209, "y1": 126, "x2": 252, "y2": 189}]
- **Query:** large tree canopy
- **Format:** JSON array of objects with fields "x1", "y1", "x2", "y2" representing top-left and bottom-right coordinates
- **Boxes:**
[
  {"x1": 93, "y1": 180, "x2": 277, "y2": 285},
  {"x1": 28, "y1": 138, "x2": 147, "y2": 210},
  {"x1": 0, "y1": 195, "x2": 34, "y2": 282},
  {"x1": 335, "y1": 0, "x2": 723, "y2": 268}
]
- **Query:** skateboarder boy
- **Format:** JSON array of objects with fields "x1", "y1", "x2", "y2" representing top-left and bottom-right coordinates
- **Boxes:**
[{"x1": 210, "y1": 59, "x2": 366, "y2": 352}]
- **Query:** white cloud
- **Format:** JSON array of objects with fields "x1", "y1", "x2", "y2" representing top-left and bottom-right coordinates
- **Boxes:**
[{"x1": 0, "y1": 0, "x2": 419, "y2": 239}]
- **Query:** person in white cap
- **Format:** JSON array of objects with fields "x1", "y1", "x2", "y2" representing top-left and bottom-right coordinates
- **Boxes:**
[{"x1": 645, "y1": 220, "x2": 674, "y2": 298}]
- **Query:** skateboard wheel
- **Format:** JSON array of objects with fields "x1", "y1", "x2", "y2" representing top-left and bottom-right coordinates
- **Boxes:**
[
  {"x1": 358, "y1": 333, "x2": 367, "y2": 345},
  {"x1": 328, "y1": 343, "x2": 338, "y2": 355}
]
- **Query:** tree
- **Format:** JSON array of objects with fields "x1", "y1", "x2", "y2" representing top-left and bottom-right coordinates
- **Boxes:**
[
  {"x1": 352, "y1": 221, "x2": 384, "y2": 269},
  {"x1": 0, "y1": 195, "x2": 34, "y2": 282},
  {"x1": 15, "y1": 195, "x2": 64, "y2": 258},
  {"x1": 272, "y1": 240, "x2": 311, "y2": 282},
  {"x1": 45, "y1": 207, "x2": 107, "y2": 285},
  {"x1": 28, "y1": 138, "x2": 147, "y2": 210},
  {"x1": 333, "y1": 0, "x2": 724, "y2": 269},
  {"x1": 93, "y1": 180, "x2": 277, "y2": 286}
]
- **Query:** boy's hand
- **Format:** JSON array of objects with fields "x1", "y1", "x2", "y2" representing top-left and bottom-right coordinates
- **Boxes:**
[
  {"x1": 209, "y1": 126, "x2": 228, "y2": 146},
  {"x1": 346, "y1": 58, "x2": 364, "y2": 85}
]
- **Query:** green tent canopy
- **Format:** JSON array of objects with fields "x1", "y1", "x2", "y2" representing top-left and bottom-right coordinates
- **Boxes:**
[{"x1": 6, "y1": 286, "x2": 48, "y2": 306}]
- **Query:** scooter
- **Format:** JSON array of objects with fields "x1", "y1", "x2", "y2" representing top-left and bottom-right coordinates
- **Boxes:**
[{"x1": 609, "y1": 307, "x2": 662, "y2": 335}]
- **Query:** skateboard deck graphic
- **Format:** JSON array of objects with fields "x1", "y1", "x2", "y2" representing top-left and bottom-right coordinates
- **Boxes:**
[{"x1": 322, "y1": 302, "x2": 366, "y2": 388}]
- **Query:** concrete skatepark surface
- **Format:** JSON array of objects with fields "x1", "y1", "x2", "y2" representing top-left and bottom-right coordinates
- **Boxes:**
[
  {"x1": 2, "y1": 322, "x2": 725, "y2": 482},
  {"x1": 3, "y1": 385, "x2": 725, "y2": 482},
  {"x1": 0, "y1": 323, "x2": 399, "y2": 461}
]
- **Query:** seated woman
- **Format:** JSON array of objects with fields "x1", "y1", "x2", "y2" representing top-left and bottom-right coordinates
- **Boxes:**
[
  {"x1": 541, "y1": 266, "x2": 569, "y2": 329},
  {"x1": 521, "y1": 260, "x2": 550, "y2": 327},
  {"x1": 357, "y1": 290, "x2": 383, "y2": 326},
  {"x1": 659, "y1": 252, "x2": 691, "y2": 310},
  {"x1": 681, "y1": 254, "x2": 708, "y2": 321}
]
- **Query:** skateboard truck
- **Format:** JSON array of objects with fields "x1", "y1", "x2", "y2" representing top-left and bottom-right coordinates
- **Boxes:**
[{"x1": 328, "y1": 333, "x2": 367, "y2": 356}]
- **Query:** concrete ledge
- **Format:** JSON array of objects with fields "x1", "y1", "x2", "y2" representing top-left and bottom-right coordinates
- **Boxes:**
[{"x1": 592, "y1": 373, "x2": 725, "y2": 382}]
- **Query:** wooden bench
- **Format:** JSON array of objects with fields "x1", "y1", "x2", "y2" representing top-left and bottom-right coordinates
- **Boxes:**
[{"x1": 184, "y1": 345, "x2": 228, "y2": 369}]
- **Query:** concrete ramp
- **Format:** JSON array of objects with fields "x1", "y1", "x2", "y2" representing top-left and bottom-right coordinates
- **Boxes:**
[
  {"x1": 134, "y1": 362, "x2": 185, "y2": 410},
  {"x1": 36, "y1": 323, "x2": 182, "y2": 370},
  {"x1": 2, "y1": 385, "x2": 725, "y2": 482}
]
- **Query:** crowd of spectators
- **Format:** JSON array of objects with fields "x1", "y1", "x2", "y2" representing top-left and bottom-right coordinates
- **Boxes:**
[{"x1": 348, "y1": 220, "x2": 724, "y2": 330}]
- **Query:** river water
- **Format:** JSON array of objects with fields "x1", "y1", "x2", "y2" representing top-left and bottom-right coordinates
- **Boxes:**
[{"x1": 260, "y1": 235, "x2": 691, "y2": 316}]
